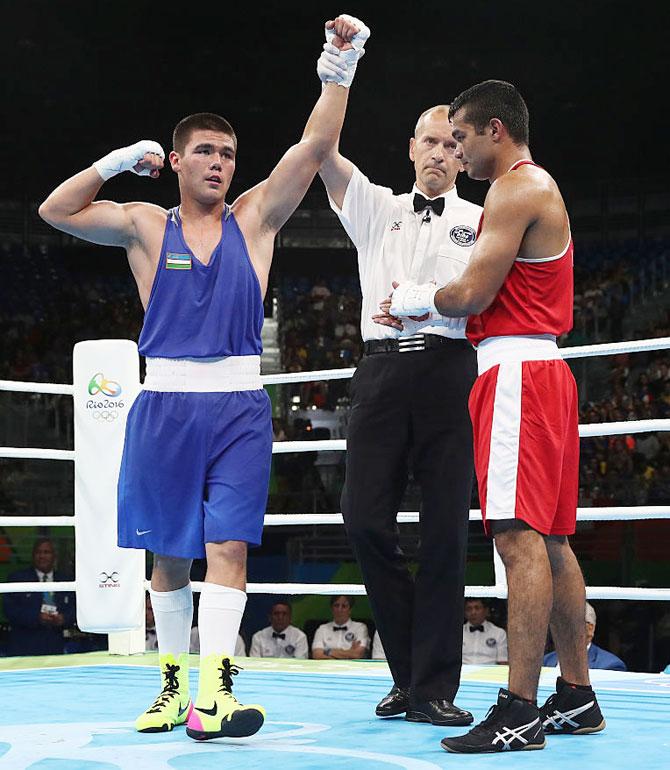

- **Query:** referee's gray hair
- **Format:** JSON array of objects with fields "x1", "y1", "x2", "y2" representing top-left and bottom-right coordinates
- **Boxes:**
[{"x1": 585, "y1": 602, "x2": 597, "y2": 626}]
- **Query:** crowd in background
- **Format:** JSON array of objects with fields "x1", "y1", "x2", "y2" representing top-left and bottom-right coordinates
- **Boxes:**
[{"x1": 1, "y1": 237, "x2": 670, "y2": 672}]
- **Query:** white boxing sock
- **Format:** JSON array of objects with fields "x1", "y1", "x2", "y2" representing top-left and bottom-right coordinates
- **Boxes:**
[
  {"x1": 198, "y1": 584, "x2": 247, "y2": 659},
  {"x1": 149, "y1": 585, "x2": 193, "y2": 658}
]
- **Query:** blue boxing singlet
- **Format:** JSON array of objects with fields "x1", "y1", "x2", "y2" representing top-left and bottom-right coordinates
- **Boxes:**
[{"x1": 138, "y1": 205, "x2": 264, "y2": 358}]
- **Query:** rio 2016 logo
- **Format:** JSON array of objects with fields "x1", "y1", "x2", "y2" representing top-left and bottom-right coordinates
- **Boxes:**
[
  {"x1": 87, "y1": 373, "x2": 122, "y2": 398},
  {"x1": 86, "y1": 373, "x2": 125, "y2": 418}
]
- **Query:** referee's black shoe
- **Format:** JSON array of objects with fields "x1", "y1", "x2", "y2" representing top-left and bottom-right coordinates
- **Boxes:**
[
  {"x1": 375, "y1": 685, "x2": 410, "y2": 717},
  {"x1": 540, "y1": 677, "x2": 606, "y2": 734},
  {"x1": 405, "y1": 699, "x2": 473, "y2": 726},
  {"x1": 441, "y1": 689, "x2": 545, "y2": 753}
]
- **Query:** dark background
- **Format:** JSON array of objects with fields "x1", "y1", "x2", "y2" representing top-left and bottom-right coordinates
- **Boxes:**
[{"x1": 2, "y1": 0, "x2": 667, "y2": 208}]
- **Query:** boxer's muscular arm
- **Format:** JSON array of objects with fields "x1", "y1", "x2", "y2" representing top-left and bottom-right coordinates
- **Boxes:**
[
  {"x1": 432, "y1": 175, "x2": 535, "y2": 316},
  {"x1": 233, "y1": 14, "x2": 368, "y2": 284},
  {"x1": 39, "y1": 141, "x2": 165, "y2": 248},
  {"x1": 381, "y1": 175, "x2": 537, "y2": 320},
  {"x1": 235, "y1": 80, "x2": 351, "y2": 237},
  {"x1": 319, "y1": 148, "x2": 354, "y2": 212}
]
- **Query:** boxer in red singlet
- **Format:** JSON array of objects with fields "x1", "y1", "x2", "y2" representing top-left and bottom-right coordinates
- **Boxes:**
[{"x1": 377, "y1": 80, "x2": 605, "y2": 754}]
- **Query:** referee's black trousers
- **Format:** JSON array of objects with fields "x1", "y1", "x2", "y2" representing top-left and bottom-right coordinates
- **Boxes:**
[{"x1": 342, "y1": 341, "x2": 476, "y2": 702}]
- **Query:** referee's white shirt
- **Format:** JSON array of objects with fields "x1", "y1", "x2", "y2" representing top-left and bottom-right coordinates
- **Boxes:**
[
  {"x1": 462, "y1": 620, "x2": 508, "y2": 664},
  {"x1": 329, "y1": 166, "x2": 482, "y2": 341},
  {"x1": 249, "y1": 624, "x2": 309, "y2": 659},
  {"x1": 312, "y1": 619, "x2": 370, "y2": 655}
]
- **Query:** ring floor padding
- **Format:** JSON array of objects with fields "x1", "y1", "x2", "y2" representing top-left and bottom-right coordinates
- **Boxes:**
[{"x1": 0, "y1": 653, "x2": 669, "y2": 769}]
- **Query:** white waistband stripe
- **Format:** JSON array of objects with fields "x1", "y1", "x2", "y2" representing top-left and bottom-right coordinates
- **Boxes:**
[
  {"x1": 143, "y1": 356, "x2": 262, "y2": 392},
  {"x1": 477, "y1": 335, "x2": 560, "y2": 376}
]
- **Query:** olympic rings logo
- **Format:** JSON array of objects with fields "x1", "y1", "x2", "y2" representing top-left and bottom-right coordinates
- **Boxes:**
[
  {"x1": 88, "y1": 373, "x2": 122, "y2": 398},
  {"x1": 92, "y1": 411, "x2": 118, "y2": 421}
]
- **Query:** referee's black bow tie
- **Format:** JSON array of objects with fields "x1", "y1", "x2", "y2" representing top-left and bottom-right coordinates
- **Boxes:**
[
  {"x1": 272, "y1": 631, "x2": 286, "y2": 640},
  {"x1": 333, "y1": 625, "x2": 348, "y2": 631},
  {"x1": 413, "y1": 193, "x2": 445, "y2": 216},
  {"x1": 469, "y1": 624, "x2": 485, "y2": 633}
]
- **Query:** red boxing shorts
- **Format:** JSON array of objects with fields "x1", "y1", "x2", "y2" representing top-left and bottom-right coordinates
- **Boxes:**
[{"x1": 469, "y1": 337, "x2": 579, "y2": 536}]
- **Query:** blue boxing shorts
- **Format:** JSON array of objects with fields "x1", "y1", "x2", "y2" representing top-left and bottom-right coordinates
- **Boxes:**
[{"x1": 117, "y1": 385, "x2": 272, "y2": 559}]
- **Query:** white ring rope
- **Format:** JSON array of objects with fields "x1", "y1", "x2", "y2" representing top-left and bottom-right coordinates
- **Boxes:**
[
  {"x1": 2, "y1": 417, "x2": 669, "y2": 461},
  {"x1": 1, "y1": 336, "x2": 670, "y2": 395},
  {"x1": 0, "y1": 380, "x2": 73, "y2": 395},
  {"x1": 3, "y1": 507, "x2": 668, "y2": 531},
  {"x1": 0, "y1": 447, "x2": 75, "y2": 460},
  {"x1": 1, "y1": 580, "x2": 667, "y2": 602},
  {"x1": 2, "y1": 334, "x2": 670, "y2": 605}
]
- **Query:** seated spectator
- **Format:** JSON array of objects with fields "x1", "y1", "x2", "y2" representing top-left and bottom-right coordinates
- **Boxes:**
[
  {"x1": 188, "y1": 624, "x2": 246, "y2": 657},
  {"x1": 249, "y1": 601, "x2": 308, "y2": 659},
  {"x1": 543, "y1": 602, "x2": 627, "y2": 671},
  {"x1": 371, "y1": 629, "x2": 386, "y2": 660},
  {"x1": 3, "y1": 537, "x2": 75, "y2": 656},
  {"x1": 311, "y1": 595, "x2": 369, "y2": 660},
  {"x1": 462, "y1": 598, "x2": 508, "y2": 665}
]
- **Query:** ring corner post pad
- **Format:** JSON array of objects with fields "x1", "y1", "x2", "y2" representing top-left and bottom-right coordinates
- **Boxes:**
[{"x1": 73, "y1": 339, "x2": 146, "y2": 653}]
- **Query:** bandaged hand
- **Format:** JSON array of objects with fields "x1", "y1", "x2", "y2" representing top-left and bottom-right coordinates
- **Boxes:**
[
  {"x1": 389, "y1": 281, "x2": 440, "y2": 317},
  {"x1": 317, "y1": 13, "x2": 370, "y2": 87},
  {"x1": 93, "y1": 140, "x2": 165, "y2": 181}
]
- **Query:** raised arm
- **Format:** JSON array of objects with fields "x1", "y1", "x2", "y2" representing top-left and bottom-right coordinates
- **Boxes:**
[
  {"x1": 235, "y1": 14, "x2": 369, "y2": 237},
  {"x1": 319, "y1": 145, "x2": 355, "y2": 212},
  {"x1": 38, "y1": 140, "x2": 165, "y2": 247}
]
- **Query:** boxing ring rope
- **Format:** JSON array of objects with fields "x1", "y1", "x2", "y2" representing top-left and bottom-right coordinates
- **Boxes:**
[{"x1": 1, "y1": 335, "x2": 670, "y2": 605}]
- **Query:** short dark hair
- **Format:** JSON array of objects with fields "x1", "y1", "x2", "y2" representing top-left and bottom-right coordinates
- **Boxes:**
[
  {"x1": 330, "y1": 594, "x2": 354, "y2": 607},
  {"x1": 465, "y1": 597, "x2": 489, "y2": 607},
  {"x1": 449, "y1": 80, "x2": 529, "y2": 145},
  {"x1": 172, "y1": 112, "x2": 237, "y2": 154},
  {"x1": 32, "y1": 537, "x2": 54, "y2": 556}
]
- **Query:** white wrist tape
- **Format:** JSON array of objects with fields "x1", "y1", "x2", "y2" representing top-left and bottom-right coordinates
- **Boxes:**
[
  {"x1": 93, "y1": 139, "x2": 165, "y2": 181},
  {"x1": 390, "y1": 282, "x2": 440, "y2": 317},
  {"x1": 317, "y1": 42, "x2": 349, "y2": 84},
  {"x1": 322, "y1": 14, "x2": 370, "y2": 88}
]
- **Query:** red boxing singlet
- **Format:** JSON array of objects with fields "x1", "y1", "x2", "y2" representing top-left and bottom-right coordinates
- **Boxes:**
[{"x1": 466, "y1": 160, "x2": 574, "y2": 347}]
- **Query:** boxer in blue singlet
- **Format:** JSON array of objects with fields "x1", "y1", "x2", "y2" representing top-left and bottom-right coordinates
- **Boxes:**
[{"x1": 39, "y1": 14, "x2": 371, "y2": 742}]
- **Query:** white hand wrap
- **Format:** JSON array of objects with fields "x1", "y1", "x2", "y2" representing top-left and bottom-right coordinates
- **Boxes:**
[
  {"x1": 317, "y1": 42, "x2": 349, "y2": 84},
  {"x1": 93, "y1": 140, "x2": 165, "y2": 181},
  {"x1": 318, "y1": 14, "x2": 370, "y2": 87},
  {"x1": 390, "y1": 282, "x2": 440, "y2": 317}
]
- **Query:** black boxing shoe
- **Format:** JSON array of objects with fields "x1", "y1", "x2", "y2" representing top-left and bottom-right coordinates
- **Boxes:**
[
  {"x1": 540, "y1": 677, "x2": 606, "y2": 734},
  {"x1": 441, "y1": 689, "x2": 545, "y2": 754},
  {"x1": 375, "y1": 685, "x2": 410, "y2": 717},
  {"x1": 405, "y1": 698, "x2": 474, "y2": 726}
]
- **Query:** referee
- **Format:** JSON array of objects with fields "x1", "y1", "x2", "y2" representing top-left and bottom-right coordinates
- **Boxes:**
[{"x1": 319, "y1": 105, "x2": 481, "y2": 725}]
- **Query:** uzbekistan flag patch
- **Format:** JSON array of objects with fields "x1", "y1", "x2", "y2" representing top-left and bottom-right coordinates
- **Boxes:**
[{"x1": 166, "y1": 252, "x2": 192, "y2": 270}]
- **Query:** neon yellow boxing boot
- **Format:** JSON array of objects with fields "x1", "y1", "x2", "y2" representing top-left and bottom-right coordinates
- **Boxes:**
[
  {"x1": 186, "y1": 654, "x2": 265, "y2": 740},
  {"x1": 135, "y1": 652, "x2": 192, "y2": 732}
]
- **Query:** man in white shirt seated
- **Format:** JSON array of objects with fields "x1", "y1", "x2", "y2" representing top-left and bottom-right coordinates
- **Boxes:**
[
  {"x1": 312, "y1": 595, "x2": 370, "y2": 659},
  {"x1": 462, "y1": 598, "x2": 508, "y2": 665},
  {"x1": 371, "y1": 629, "x2": 386, "y2": 660},
  {"x1": 249, "y1": 601, "x2": 308, "y2": 659}
]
